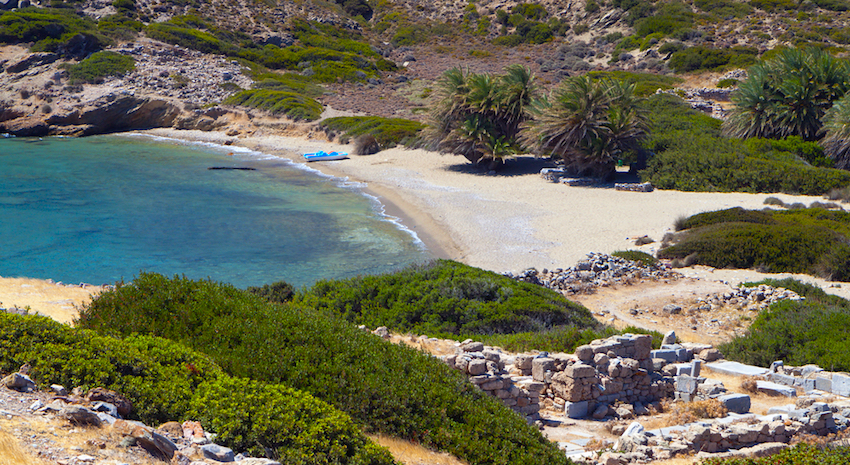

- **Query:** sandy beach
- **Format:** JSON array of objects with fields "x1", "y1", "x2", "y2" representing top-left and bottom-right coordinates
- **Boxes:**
[
  {"x1": 142, "y1": 128, "x2": 827, "y2": 273},
  {"x1": 5, "y1": 127, "x2": 849, "y2": 321}
]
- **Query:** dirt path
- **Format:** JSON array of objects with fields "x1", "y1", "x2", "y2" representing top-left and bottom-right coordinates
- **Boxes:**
[{"x1": 572, "y1": 278, "x2": 757, "y2": 346}]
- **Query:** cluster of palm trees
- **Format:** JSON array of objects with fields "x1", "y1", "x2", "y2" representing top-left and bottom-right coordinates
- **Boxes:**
[
  {"x1": 724, "y1": 47, "x2": 850, "y2": 168},
  {"x1": 423, "y1": 65, "x2": 649, "y2": 177}
]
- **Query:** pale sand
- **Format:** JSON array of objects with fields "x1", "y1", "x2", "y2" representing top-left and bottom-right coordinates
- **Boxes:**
[
  {"x1": 141, "y1": 128, "x2": 828, "y2": 273},
  {"x1": 4, "y1": 127, "x2": 846, "y2": 321},
  {"x1": 0, "y1": 278, "x2": 102, "y2": 324}
]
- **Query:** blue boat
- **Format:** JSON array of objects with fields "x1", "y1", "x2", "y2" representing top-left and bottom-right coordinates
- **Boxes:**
[{"x1": 303, "y1": 151, "x2": 349, "y2": 162}]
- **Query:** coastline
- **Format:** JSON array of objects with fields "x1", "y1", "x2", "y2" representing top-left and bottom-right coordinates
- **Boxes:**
[{"x1": 140, "y1": 128, "x2": 828, "y2": 273}]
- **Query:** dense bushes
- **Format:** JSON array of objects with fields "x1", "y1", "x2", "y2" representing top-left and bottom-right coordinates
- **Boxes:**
[
  {"x1": 0, "y1": 8, "x2": 105, "y2": 56},
  {"x1": 76, "y1": 272, "x2": 570, "y2": 465},
  {"x1": 481, "y1": 325, "x2": 663, "y2": 354},
  {"x1": 189, "y1": 377, "x2": 392, "y2": 464},
  {"x1": 703, "y1": 443, "x2": 850, "y2": 464},
  {"x1": 658, "y1": 208, "x2": 850, "y2": 280},
  {"x1": 295, "y1": 259, "x2": 599, "y2": 338},
  {"x1": 224, "y1": 73, "x2": 323, "y2": 121},
  {"x1": 64, "y1": 51, "x2": 134, "y2": 83},
  {"x1": 668, "y1": 45, "x2": 758, "y2": 73},
  {"x1": 0, "y1": 313, "x2": 392, "y2": 465},
  {"x1": 720, "y1": 279, "x2": 850, "y2": 373},
  {"x1": 319, "y1": 117, "x2": 424, "y2": 149},
  {"x1": 638, "y1": 94, "x2": 850, "y2": 194}
]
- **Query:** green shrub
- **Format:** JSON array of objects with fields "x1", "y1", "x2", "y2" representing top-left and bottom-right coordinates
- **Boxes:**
[
  {"x1": 64, "y1": 51, "x2": 134, "y2": 84},
  {"x1": 586, "y1": 71, "x2": 683, "y2": 96},
  {"x1": 658, "y1": 208, "x2": 850, "y2": 280},
  {"x1": 97, "y1": 14, "x2": 143, "y2": 41},
  {"x1": 668, "y1": 46, "x2": 757, "y2": 73},
  {"x1": 0, "y1": 8, "x2": 106, "y2": 55},
  {"x1": 294, "y1": 260, "x2": 599, "y2": 338},
  {"x1": 612, "y1": 250, "x2": 659, "y2": 266},
  {"x1": 703, "y1": 443, "x2": 850, "y2": 465},
  {"x1": 319, "y1": 116, "x2": 424, "y2": 149},
  {"x1": 633, "y1": 1, "x2": 695, "y2": 38},
  {"x1": 190, "y1": 377, "x2": 393, "y2": 464},
  {"x1": 76, "y1": 272, "x2": 570, "y2": 465},
  {"x1": 481, "y1": 325, "x2": 664, "y2": 353},
  {"x1": 225, "y1": 89, "x2": 323, "y2": 121},
  {"x1": 247, "y1": 280, "x2": 295, "y2": 304},
  {"x1": 0, "y1": 313, "x2": 392, "y2": 464},
  {"x1": 638, "y1": 94, "x2": 850, "y2": 194},
  {"x1": 716, "y1": 78, "x2": 738, "y2": 88}
]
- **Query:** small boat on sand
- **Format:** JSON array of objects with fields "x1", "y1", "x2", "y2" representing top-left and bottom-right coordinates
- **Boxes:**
[{"x1": 303, "y1": 151, "x2": 349, "y2": 162}]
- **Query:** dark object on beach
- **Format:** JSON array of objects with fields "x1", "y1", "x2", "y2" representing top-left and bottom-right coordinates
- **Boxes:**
[{"x1": 207, "y1": 167, "x2": 256, "y2": 170}]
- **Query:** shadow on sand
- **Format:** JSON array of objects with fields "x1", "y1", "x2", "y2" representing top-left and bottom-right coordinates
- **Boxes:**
[{"x1": 442, "y1": 156, "x2": 644, "y2": 186}]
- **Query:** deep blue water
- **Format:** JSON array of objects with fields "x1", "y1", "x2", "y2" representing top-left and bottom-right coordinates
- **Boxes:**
[{"x1": 0, "y1": 134, "x2": 431, "y2": 288}]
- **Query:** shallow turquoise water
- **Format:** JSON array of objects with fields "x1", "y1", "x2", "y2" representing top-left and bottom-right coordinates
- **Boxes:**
[{"x1": 0, "y1": 134, "x2": 431, "y2": 288}]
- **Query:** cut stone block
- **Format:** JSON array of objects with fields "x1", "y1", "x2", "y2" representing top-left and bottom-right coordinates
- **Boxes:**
[
  {"x1": 832, "y1": 373, "x2": 850, "y2": 397},
  {"x1": 769, "y1": 373, "x2": 796, "y2": 386},
  {"x1": 564, "y1": 401, "x2": 589, "y2": 419},
  {"x1": 706, "y1": 361, "x2": 769, "y2": 377},
  {"x1": 651, "y1": 350, "x2": 677, "y2": 363},
  {"x1": 756, "y1": 381, "x2": 797, "y2": 397},
  {"x1": 816, "y1": 376, "x2": 832, "y2": 392},
  {"x1": 719, "y1": 393, "x2": 751, "y2": 414}
]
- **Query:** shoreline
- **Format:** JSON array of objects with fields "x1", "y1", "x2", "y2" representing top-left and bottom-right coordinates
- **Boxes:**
[{"x1": 140, "y1": 128, "x2": 831, "y2": 274}]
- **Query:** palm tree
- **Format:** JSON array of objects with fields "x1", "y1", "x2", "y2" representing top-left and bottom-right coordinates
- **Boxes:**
[
  {"x1": 522, "y1": 75, "x2": 648, "y2": 179},
  {"x1": 724, "y1": 47, "x2": 850, "y2": 141},
  {"x1": 822, "y1": 94, "x2": 850, "y2": 169},
  {"x1": 422, "y1": 65, "x2": 539, "y2": 170}
]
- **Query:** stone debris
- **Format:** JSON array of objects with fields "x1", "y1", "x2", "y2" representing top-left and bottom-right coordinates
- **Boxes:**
[{"x1": 505, "y1": 253, "x2": 681, "y2": 295}]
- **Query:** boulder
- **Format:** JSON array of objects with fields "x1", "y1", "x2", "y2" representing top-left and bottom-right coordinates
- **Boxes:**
[
  {"x1": 59, "y1": 406, "x2": 102, "y2": 427},
  {"x1": 201, "y1": 444, "x2": 235, "y2": 462},
  {"x1": 461, "y1": 341, "x2": 484, "y2": 352},
  {"x1": 661, "y1": 330, "x2": 676, "y2": 346},
  {"x1": 113, "y1": 420, "x2": 178, "y2": 460},
  {"x1": 3, "y1": 372, "x2": 36, "y2": 392},
  {"x1": 87, "y1": 387, "x2": 132, "y2": 418}
]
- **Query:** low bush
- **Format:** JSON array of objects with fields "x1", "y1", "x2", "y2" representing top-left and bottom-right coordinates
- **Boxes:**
[
  {"x1": 224, "y1": 88, "x2": 323, "y2": 121},
  {"x1": 703, "y1": 443, "x2": 850, "y2": 464},
  {"x1": 76, "y1": 272, "x2": 570, "y2": 465},
  {"x1": 481, "y1": 325, "x2": 664, "y2": 353},
  {"x1": 668, "y1": 45, "x2": 758, "y2": 73},
  {"x1": 319, "y1": 116, "x2": 424, "y2": 149},
  {"x1": 638, "y1": 95, "x2": 850, "y2": 195},
  {"x1": 0, "y1": 8, "x2": 106, "y2": 55},
  {"x1": 189, "y1": 377, "x2": 393, "y2": 464},
  {"x1": 0, "y1": 314, "x2": 393, "y2": 465},
  {"x1": 658, "y1": 208, "x2": 850, "y2": 280},
  {"x1": 294, "y1": 259, "x2": 599, "y2": 338},
  {"x1": 612, "y1": 250, "x2": 658, "y2": 266},
  {"x1": 247, "y1": 280, "x2": 295, "y2": 303},
  {"x1": 720, "y1": 278, "x2": 850, "y2": 371},
  {"x1": 586, "y1": 71, "x2": 682, "y2": 96},
  {"x1": 64, "y1": 51, "x2": 134, "y2": 84}
]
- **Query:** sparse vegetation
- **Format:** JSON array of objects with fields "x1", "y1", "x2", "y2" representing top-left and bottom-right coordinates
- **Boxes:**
[
  {"x1": 63, "y1": 51, "x2": 134, "y2": 84},
  {"x1": 703, "y1": 443, "x2": 850, "y2": 464},
  {"x1": 319, "y1": 116, "x2": 424, "y2": 150}
]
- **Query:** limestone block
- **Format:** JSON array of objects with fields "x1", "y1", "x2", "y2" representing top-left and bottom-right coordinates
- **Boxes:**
[
  {"x1": 467, "y1": 359, "x2": 488, "y2": 376},
  {"x1": 575, "y1": 345, "x2": 594, "y2": 362},
  {"x1": 481, "y1": 380, "x2": 504, "y2": 391},
  {"x1": 461, "y1": 341, "x2": 484, "y2": 352},
  {"x1": 832, "y1": 373, "x2": 850, "y2": 397},
  {"x1": 531, "y1": 357, "x2": 555, "y2": 382},
  {"x1": 651, "y1": 350, "x2": 677, "y2": 363},
  {"x1": 719, "y1": 393, "x2": 751, "y2": 414},
  {"x1": 564, "y1": 363, "x2": 596, "y2": 379},
  {"x1": 756, "y1": 381, "x2": 797, "y2": 397},
  {"x1": 565, "y1": 401, "x2": 589, "y2": 419},
  {"x1": 514, "y1": 355, "x2": 532, "y2": 370}
]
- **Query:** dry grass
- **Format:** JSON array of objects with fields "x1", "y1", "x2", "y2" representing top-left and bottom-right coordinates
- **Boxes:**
[
  {"x1": 702, "y1": 369, "x2": 800, "y2": 414},
  {"x1": 0, "y1": 430, "x2": 50, "y2": 465},
  {"x1": 368, "y1": 434, "x2": 467, "y2": 465}
]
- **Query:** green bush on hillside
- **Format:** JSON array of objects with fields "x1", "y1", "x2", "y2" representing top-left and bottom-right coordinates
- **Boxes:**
[
  {"x1": 638, "y1": 94, "x2": 850, "y2": 194},
  {"x1": 586, "y1": 71, "x2": 683, "y2": 96},
  {"x1": 0, "y1": 8, "x2": 106, "y2": 55},
  {"x1": 319, "y1": 116, "x2": 424, "y2": 149},
  {"x1": 64, "y1": 51, "x2": 135, "y2": 84},
  {"x1": 294, "y1": 260, "x2": 599, "y2": 338},
  {"x1": 76, "y1": 272, "x2": 570, "y2": 465},
  {"x1": 224, "y1": 77, "x2": 323, "y2": 121},
  {"x1": 658, "y1": 207, "x2": 850, "y2": 280},
  {"x1": 190, "y1": 377, "x2": 393, "y2": 464},
  {"x1": 0, "y1": 313, "x2": 392, "y2": 465},
  {"x1": 720, "y1": 279, "x2": 850, "y2": 372},
  {"x1": 481, "y1": 325, "x2": 664, "y2": 354},
  {"x1": 668, "y1": 45, "x2": 758, "y2": 73}
]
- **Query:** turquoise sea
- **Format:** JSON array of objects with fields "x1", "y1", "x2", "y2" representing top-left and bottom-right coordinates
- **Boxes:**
[{"x1": 0, "y1": 134, "x2": 431, "y2": 289}]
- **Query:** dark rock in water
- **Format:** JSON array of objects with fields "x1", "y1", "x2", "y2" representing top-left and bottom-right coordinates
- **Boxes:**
[{"x1": 208, "y1": 167, "x2": 256, "y2": 170}]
